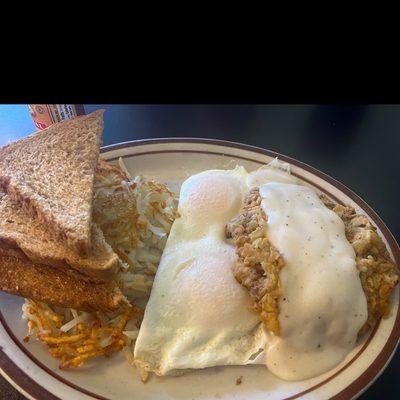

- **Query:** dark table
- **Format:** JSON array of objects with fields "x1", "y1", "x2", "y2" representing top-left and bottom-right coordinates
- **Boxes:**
[{"x1": 1, "y1": 104, "x2": 399, "y2": 399}]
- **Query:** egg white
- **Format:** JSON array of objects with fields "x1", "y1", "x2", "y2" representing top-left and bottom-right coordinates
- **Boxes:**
[{"x1": 134, "y1": 167, "x2": 268, "y2": 375}]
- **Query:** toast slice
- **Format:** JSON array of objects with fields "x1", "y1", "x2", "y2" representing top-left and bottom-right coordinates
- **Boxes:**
[
  {"x1": 0, "y1": 191, "x2": 119, "y2": 282},
  {"x1": 0, "y1": 110, "x2": 104, "y2": 255},
  {"x1": 0, "y1": 245, "x2": 128, "y2": 312}
]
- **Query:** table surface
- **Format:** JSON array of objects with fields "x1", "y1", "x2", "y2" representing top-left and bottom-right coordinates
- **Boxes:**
[{"x1": 0, "y1": 104, "x2": 399, "y2": 400}]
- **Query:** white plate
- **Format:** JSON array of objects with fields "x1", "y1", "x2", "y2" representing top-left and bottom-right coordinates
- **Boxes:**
[{"x1": 1, "y1": 139, "x2": 399, "y2": 400}]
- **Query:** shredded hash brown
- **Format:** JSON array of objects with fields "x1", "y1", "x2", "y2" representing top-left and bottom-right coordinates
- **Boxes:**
[
  {"x1": 94, "y1": 159, "x2": 139, "y2": 253},
  {"x1": 23, "y1": 300, "x2": 143, "y2": 369}
]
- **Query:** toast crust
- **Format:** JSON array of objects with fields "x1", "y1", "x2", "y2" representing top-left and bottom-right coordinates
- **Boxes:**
[
  {"x1": 0, "y1": 245, "x2": 128, "y2": 312},
  {"x1": 0, "y1": 192, "x2": 119, "y2": 283},
  {"x1": 0, "y1": 110, "x2": 105, "y2": 255}
]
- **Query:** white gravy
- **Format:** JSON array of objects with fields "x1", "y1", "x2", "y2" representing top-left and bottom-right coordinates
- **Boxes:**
[{"x1": 259, "y1": 182, "x2": 368, "y2": 380}]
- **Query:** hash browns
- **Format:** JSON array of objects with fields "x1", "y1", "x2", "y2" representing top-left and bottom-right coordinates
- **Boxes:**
[{"x1": 24, "y1": 300, "x2": 143, "y2": 369}]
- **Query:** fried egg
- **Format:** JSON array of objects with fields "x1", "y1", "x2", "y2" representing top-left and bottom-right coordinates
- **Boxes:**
[{"x1": 134, "y1": 167, "x2": 267, "y2": 375}]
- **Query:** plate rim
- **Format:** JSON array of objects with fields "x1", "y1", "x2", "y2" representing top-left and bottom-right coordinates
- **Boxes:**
[{"x1": 1, "y1": 137, "x2": 399, "y2": 400}]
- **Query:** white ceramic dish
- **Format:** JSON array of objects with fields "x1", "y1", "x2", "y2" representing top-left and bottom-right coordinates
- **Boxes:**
[{"x1": 1, "y1": 139, "x2": 399, "y2": 400}]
